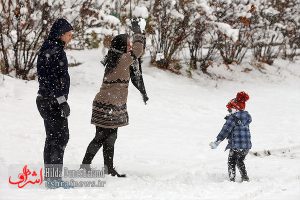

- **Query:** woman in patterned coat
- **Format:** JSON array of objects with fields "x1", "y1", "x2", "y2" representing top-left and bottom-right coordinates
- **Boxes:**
[{"x1": 81, "y1": 20, "x2": 148, "y2": 177}]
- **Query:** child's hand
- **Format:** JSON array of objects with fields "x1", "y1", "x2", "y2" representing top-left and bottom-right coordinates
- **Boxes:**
[{"x1": 209, "y1": 140, "x2": 221, "y2": 149}]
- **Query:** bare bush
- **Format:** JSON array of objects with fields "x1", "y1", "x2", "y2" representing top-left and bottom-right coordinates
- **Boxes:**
[{"x1": 148, "y1": 0, "x2": 195, "y2": 71}]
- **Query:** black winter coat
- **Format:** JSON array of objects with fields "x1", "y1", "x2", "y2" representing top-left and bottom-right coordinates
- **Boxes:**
[{"x1": 37, "y1": 19, "x2": 73, "y2": 99}]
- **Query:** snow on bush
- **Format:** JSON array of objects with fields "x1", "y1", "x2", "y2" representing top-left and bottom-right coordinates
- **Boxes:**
[
  {"x1": 214, "y1": 22, "x2": 239, "y2": 43},
  {"x1": 133, "y1": 6, "x2": 149, "y2": 18}
]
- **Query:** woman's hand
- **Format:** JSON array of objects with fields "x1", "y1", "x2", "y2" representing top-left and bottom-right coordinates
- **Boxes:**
[{"x1": 131, "y1": 18, "x2": 142, "y2": 34}]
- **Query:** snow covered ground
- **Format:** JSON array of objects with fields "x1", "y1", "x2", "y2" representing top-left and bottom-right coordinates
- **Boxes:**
[{"x1": 0, "y1": 49, "x2": 300, "y2": 200}]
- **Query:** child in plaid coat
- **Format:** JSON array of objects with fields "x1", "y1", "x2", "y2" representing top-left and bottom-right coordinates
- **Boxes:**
[{"x1": 210, "y1": 91, "x2": 252, "y2": 182}]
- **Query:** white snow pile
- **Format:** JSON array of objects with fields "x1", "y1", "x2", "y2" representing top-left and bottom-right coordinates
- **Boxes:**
[
  {"x1": 214, "y1": 22, "x2": 240, "y2": 42},
  {"x1": 170, "y1": 9, "x2": 185, "y2": 20},
  {"x1": 196, "y1": 0, "x2": 215, "y2": 19},
  {"x1": 263, "y1": 7, "x2": 280, "y2": 15},
  {"x1": 132, "y1": 6, "x2": 149, "y2": 18}
]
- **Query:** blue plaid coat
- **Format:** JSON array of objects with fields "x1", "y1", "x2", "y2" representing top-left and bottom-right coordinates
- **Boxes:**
[{"x1": 216, "y1": 111, "x2": 252, "y2": 150}]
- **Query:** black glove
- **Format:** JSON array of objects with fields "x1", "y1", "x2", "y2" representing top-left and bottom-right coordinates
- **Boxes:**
[
  {"x1": 59, "y1": 102, "x2": 70, "y2": 118},
  {"x1": 131, "y1": 18, "x2": 141, "y2": 34},
  {"x1": 142, "y1": 93, "x2": 149, "y2": 105}
]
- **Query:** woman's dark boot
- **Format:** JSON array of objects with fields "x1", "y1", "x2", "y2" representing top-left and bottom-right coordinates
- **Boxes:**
[
  {"x1": 80, "y1": 164, "x2": 92, "y2": 172},
  {"x1": 105, "y1": 165, "x2": 126, "y2": 178}
]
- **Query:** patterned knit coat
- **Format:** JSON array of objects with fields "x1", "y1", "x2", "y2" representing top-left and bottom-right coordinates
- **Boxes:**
[{"x1": 91, "y1": 34, "x2": 145, "y2": 128}]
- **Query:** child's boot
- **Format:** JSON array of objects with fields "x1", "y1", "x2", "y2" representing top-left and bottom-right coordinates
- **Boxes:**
[{"x1": 241, "y1": 175, "x2": 249, "y2": 182}]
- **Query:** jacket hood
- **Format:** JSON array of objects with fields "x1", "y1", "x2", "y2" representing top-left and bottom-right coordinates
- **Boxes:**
[
  {"x1": 233, "y1": 110, "x2": 252, "y2": 126},
  {"x1": 48, "y1": 18, "x2": 73, "y2": 40}
]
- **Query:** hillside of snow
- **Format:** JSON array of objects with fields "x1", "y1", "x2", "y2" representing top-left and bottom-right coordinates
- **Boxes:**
[{"x1": 0, "y1": 49, "x2": 300, "y2": 200}]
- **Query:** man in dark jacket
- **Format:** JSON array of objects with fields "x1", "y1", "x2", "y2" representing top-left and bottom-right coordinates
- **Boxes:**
[{"x1": 36, "y1": 18, "x2": 73, "y2": 188}]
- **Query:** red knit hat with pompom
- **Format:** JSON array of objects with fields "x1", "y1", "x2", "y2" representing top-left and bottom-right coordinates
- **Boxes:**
[{"x1": 226, "y1": 91, "x2": 250, "y2": 110}]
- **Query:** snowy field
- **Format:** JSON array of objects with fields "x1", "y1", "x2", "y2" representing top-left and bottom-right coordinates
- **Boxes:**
[{"x1": 0, "y1": 49, "x2": 300, "y2": 200}]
